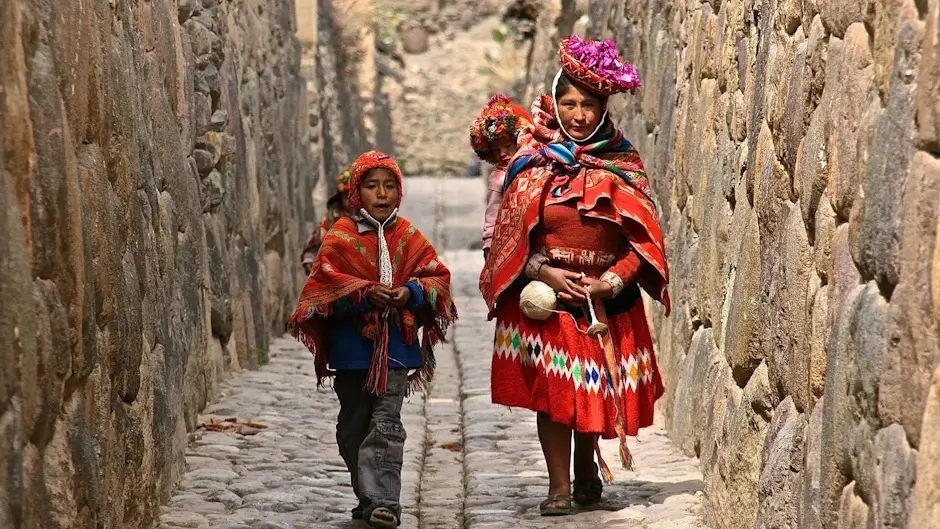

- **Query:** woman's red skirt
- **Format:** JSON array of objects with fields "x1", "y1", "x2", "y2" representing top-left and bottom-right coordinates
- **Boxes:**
[{"x1": 491, "y1": 286, "x2": 664, "y2": 438}]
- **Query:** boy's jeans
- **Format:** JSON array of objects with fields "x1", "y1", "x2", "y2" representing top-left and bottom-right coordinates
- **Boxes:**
[{"x1": 334, "y1": 369, "x2": 408, "y2": 519}]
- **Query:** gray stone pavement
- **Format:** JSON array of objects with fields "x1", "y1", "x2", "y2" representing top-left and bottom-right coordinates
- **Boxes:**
[{"x1": 157, "y1": 177, "x2": 708, "y2": 529}]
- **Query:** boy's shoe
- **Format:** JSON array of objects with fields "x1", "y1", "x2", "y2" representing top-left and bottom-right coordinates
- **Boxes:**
[
  {"x1": 352, "y1": 500, "x2": 368, "y2": 519},
  {"x1": 367, "y1": 506, "x2": 400, "y2": 528}
]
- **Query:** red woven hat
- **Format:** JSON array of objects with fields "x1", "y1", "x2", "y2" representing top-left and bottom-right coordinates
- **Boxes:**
[
  {"x1": 347, "y1": 151, "x2": 404, "y2": 211},
  {"x1": 557, "y1": 35, "x2": 641, "y2": 97},
  {"x1": 470, "y1": 94, "x2": 533, "y2": 164}
]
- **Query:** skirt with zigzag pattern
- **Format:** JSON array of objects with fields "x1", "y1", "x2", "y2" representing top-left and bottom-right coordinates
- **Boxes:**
[{"x1": 490, "y1": 284, "x2": 664, "y2": 439}]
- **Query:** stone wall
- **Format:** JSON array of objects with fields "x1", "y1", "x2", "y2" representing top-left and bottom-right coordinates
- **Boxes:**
[
  {"x1": 296, "y1": 0, "x2": 390, "y2": 211},
  {"x1": 514, "y1": 0, "x2": 940, "y2": 527},
  {"x1": 0, "y1": 0, "x2": 315, "y2": 526}
]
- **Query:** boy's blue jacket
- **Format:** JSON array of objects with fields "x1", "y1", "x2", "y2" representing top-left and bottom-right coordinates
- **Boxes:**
[{"x1": 327, "y1": 281, "x2": 428, "y2": 370}]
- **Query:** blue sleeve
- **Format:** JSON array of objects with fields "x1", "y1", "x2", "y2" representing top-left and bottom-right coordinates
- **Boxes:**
[
  {"x1": 332, "y1": 295, "x2": 371, "y2": 317},
  {"x1": 405, "y1": 281, "x2": 427, "y2": 311}
]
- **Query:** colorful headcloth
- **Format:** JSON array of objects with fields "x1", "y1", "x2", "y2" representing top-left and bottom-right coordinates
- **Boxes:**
[
  {"x1": 470, "y1": 95, "x2": 533, "y2": 165},
  {"x1": 327, "y1": 168, "x2": 353, "y2": 205},
  {"x1": 347, "y1": 150, "x2": 404, "y2": 211},
  {"x1": 558, "y1": 35, "x2": 641, "y2": 96}
]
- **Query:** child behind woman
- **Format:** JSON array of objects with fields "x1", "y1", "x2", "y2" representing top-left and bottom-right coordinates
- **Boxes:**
[
  {"x1": 469, "y1": 94, "x2": 532, "y2": 259},
  {"x1": 290, "y1": 150, "x2": 457, "y2": 529},
  {"x1": 301, "y1": 168, "x2": 353, "y2": 274}
]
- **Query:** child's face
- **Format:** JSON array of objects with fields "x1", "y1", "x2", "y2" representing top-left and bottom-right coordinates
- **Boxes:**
[
  {"x1": 492, "y1": 135, "x2": 519, "y2": 167},
  {"x1": 359, "y1": 168, "x2": 400, "y2": 222}
]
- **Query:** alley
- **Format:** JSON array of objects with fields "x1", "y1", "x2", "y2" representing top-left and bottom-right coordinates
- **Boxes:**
[{"x1": 157, "y1": 177, "x2": 707, "y2": 529}]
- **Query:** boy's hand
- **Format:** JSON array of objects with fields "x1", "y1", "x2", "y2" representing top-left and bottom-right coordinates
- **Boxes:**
[
  {"x1": 367, "y1": 285, "x2": 393, "y2": 308},
  {"x1": 388, "y1": 286, "x2": 412, "y2": 308}
]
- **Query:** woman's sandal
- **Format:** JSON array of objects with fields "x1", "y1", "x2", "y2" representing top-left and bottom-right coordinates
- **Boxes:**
[
  {"x1": 367, "y1": 507, "x2": 400, "y2": 528},
  {"x1": 539, "y1": 494, "x2": 573, "y2": 516},
  {"x1": 572, "y1": 476, "x2": 604, "y2": 506}
]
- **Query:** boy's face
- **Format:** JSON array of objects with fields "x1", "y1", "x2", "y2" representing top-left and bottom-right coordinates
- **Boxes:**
[
  {"x1": 359, "y1": 168, "x2": 400, "y2": 222},
  {"x1": 492, "y1": 135, "x2": 519, "y2": 167}
]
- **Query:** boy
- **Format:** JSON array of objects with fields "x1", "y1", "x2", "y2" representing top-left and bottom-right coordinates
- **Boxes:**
[
  {"x1": 301, "y1": 168, "x2": 353, "y2": 274},
  {"x1": 469, "y1": 94, "x2": 532, "y2": 260},
  {"x1": 290, "y1": 150, "x2": 458, "y2": 528}
]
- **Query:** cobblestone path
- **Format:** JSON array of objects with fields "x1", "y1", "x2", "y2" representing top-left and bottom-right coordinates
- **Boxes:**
[{"x1": 157, "y1": 178, "x2": 709, "y2": 529}]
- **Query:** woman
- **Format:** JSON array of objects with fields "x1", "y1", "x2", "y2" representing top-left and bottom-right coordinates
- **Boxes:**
[
  {"x1": 479, "y1": 35, "x2": 671, "y2": 516},
  {"x1": 469, "y1": 94, "x2": 532, "y2": 259},
  {"x1": 301, "y1": 168, "x2": 354, "y2": 274}
]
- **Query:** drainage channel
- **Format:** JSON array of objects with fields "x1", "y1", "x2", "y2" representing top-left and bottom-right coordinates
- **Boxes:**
[{"x1": 416, "y1": 176, "x2": 466, "y2": 529}]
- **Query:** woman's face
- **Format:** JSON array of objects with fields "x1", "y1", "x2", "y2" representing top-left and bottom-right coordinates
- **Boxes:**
[
  {"x1": 358, "y1": 168, "x2": 400, "y2": 222},
  {"x1": 556, "y1": 84, "x2": 604, "y2": 141}
]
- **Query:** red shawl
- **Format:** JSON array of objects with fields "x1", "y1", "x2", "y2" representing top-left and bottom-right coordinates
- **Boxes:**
[
  {"x1": 289, "y1": 216, "x2": 457, "y2": 394},
  {"x1": 479, "y1": 94, "x2": 670, "y2": 316}
]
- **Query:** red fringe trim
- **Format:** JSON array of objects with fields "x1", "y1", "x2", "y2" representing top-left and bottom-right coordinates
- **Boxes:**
[{"x1": 289, "y1": 287, "x2": 459, "y2": 397}]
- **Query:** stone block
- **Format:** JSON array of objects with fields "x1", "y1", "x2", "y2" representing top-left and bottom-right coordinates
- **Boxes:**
[
  {"x1": 670, "y1": 329, "x2": 732, "y2": 465},
  {"x1": 812, "y1": 195, "x2": 836, "y2": 282},
  {"x1": 780, "y1": 40, "x2": 809, "y2": 181},
  {"x1": 695, "y1": 120, "x2": 734, "y2": 332},
  {"x1": 708, "y1": 361, "x2": 773, "y2": 529},
  {"x1": 780, "y1": 0, "x2": 803, "y2": 35},
  {"x1": 864, "y1": 424, "x2": 917, "y2": 528},
  {"x1": 819, "y1": 284, "x2": 863, "y2": 526},
  {"x1": 754, "y1": 397, "x2": 806, "y2": 529},
  {"x1": 804, "y1": 15, "x2": 828, "y2": 114},
  {"x1": 807, "y1": 281, "x2": 828, "y2": 404},
  {"x1": 872, "y1": 0, "x2": 922, "y2": 98},
  {"x1": 799, "y1": 404, "x2": 825, "y2": 529},
  {"x1": 889, "y1": 151, "x2": 940, "y2": 444},
  {"x1": 721, "y1": 203, "x2": 763, "y2": 386},
  {"x1": 761, "y1": 202, "x2": 813, "y2": 412},
  {"x1": 796, "y1": 102, "x2": 828, "y2": 235},
  {"x1": 754, "y1": 121, "x2": 791, "y2": 257},
  {"x1": 836, "y1": 482, "x2": 870, "y2": 529},
  {"x1": 857, "y1": 9, "x2": 923, "y2": 292},
  {"x1": 818, "y1": 0, "x2": 875, "y2": 37},
  {"x1": 915, "y1": 0, "x2": 940, "y2": 152},
  {"x1": 909, "y1": 365, "x2": 940, "y2": 527},
  {"x1": 827, "y1": 224, "x2": 862, "y2": 331},
  {"x1": 824, "y1": 24, "x2": 879, "y2": 222}
]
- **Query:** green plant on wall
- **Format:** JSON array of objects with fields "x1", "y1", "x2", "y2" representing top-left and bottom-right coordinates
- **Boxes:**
[{"x1": 372, "y1": 2, "x2": 406, "y2": 50}]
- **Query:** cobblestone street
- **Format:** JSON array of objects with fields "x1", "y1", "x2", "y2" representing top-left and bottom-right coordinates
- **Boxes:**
[{"x1": 157, "y1": 178, "x2": 708, "y2": 529}]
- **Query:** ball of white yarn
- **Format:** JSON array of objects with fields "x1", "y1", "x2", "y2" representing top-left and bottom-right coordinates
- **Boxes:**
[{"x1": 520, "y1": 280, "x2": 557, "y2": 321}]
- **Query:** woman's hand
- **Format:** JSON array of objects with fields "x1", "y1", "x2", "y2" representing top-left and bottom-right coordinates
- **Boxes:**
[
  {"x1": 367, "y1": 285, "x2": 393, "y2": 308},
  {"x1": 538, "y1": 266, "x2": 587, "y2": 304},
  {"x1": 388, "y1": 286, "x2": 412, "y2": 308},
  {"x1": 580, "y1": 276, "x2": 614, "y2": 300}
]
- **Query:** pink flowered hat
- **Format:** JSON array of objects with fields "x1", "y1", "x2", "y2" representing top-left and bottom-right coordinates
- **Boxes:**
[{"x1": 558, "y1": 35, "x2": 641, "y2": 96}]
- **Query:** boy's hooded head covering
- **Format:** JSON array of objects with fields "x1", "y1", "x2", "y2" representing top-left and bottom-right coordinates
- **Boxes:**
[{"x1": 347, "y1": 150, "x2": 404, "y2": 211}]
